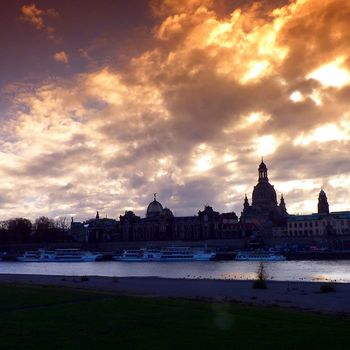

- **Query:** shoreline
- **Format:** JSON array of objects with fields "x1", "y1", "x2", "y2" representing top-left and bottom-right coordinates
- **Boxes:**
[{"x1": 0, "y1": 273, "x2": 349, "y2": 314}]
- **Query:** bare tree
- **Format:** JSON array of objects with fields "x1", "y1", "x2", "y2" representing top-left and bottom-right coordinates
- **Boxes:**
[
  {"x1": 252, "y1": 262, "x2": 268, "y2": 289},
  {"x1": 55, "y1": 217, "x2": 69, "y2": 231}
]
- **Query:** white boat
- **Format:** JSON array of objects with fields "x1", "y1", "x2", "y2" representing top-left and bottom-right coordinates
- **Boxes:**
[
  {"x1": 16, "y1": 248, "x2": 103, "y2": 262},
  {"x1": 113, "y1": 247, "x2": 216, "y2": 262},
  {"x1": 112, "y1": 249, "x2": 145, "y2": 262},
  {"x1": 235, "y1": 251, "x2": 286, "y2": 261}
]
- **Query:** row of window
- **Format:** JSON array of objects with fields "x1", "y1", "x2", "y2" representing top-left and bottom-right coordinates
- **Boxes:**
[
  {"x1": 288, "y1": 229, "x2": 322, "y2": 236},
  {"x1": 288, "y1": 221, "x2": 325, "y2": 228},
  {"x1": 289, "y1": 220, "x2": 349, "y2": 229}
]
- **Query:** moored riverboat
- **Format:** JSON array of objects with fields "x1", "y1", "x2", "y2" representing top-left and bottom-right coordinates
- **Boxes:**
[
  {"x1": 235, "y1": 251, "x2": 286, "y2": 261},
  {"x1": 113, "y1": 247, "x2": 216, "y2": 262},
  {"x1": 16, "y1": 248, "x2": 103, "y2": 262}
]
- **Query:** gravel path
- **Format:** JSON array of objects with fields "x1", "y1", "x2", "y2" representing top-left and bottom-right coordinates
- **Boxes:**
[{"x1": 0, "y1": 274, "x2": 349, "y2": 314}]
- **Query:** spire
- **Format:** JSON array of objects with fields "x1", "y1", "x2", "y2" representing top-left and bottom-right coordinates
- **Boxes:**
[
  {"x1": 280, "y1": 194, "x2": 285, "y2": 203},
  {"x1": 96, "y1": 211, "x2": 100, "y2": 219},
  {"x1": 244, "y1": 194, "x2": 250, "y2": 208},
  {"x1": 279, "y1": 194, "x2": 288, "y2": 216},
  {"x1": 318, "y1": 189, "x2": 329, "y2": 214},
  {"x1": 153, "y1": 193, "x2": 157, "y2": 201}
]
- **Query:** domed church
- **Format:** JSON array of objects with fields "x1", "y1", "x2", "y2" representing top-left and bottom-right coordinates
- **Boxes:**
[
  {"x1": 146, "y1": 193, "x2": 164, "y2": 218},
  {"x1": 241, "y1": 160, "x2": 288, "y2": 228}
]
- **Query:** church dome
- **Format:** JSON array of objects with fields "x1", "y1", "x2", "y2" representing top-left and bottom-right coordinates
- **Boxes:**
[
  {"x1": 161, "y1": 207, "x2": 174, "y2": 218},
  {"x1": 252, "y1": 181, "x2": 277, "y2": 207},
  {"x1": 146, "y1": 194, "x2": 163, "y2": 218}
]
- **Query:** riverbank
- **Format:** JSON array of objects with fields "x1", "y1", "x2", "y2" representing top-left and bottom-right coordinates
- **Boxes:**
[{"x1": 0, "y1": 274, "x2": 349, "y2": 314}]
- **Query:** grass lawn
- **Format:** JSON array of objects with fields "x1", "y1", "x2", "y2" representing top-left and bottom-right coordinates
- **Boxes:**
[{"x1": 0, "y1": 284, "x2": 349, "y2": 350}]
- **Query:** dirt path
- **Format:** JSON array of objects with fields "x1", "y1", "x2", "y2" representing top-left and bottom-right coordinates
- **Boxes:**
[{"x1": 0, "y1": 274, "x2": 349, "y2": 314}]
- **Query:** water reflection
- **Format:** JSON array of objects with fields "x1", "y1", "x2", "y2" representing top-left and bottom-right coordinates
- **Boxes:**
[{"x1": 0, "y1": 260, "x2": 350, "y2": 282}]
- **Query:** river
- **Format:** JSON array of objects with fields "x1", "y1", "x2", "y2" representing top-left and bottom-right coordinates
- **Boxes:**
[{"x1": 0, "y1": 260, "x2": 350, "y2": 282}]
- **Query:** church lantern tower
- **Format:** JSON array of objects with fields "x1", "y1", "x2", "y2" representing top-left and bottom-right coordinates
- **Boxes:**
[{"x1": 258, "y1": 159, "x2": 268, "y2": 182}]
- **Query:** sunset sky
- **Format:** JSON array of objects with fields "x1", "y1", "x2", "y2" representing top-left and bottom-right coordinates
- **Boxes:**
[{"x1": 1, "y1": 0, "x2": 350, "y2": 221}]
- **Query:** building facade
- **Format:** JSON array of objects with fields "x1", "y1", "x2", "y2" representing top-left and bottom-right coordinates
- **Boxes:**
[
  {"x1": 70, "y1": 212, "x2": 119, "y2": 243},
  {"x1": 118, "y1": 194, "x2": 242, "y2": 242},
  {"x1": 286, "y1": 190, "x2": 350, "y2": 237}
]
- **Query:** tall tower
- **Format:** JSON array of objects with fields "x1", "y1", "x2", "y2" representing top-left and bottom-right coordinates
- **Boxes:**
[
  {"x1": 318, "y1": 189, "x2": 329, "y2": 214},
  {"x1": 279, "y1": 194, "x2": 288, "y2": 216},
  {"x1": 243, "y1": 194, "x2": 250, "y2": 209}
]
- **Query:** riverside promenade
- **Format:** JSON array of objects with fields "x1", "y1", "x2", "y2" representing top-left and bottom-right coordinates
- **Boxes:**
[{"x1": 1, "y1": 274, "x2": 349, "y2": 314}]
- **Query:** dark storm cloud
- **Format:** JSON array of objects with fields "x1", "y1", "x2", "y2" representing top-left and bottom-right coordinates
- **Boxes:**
[
  {"x1": 8, "y1": 147, "x2": 93, "y2": 178},
  {"x1": 271, "y1": 142, "x2": 350, "y2": 181}
]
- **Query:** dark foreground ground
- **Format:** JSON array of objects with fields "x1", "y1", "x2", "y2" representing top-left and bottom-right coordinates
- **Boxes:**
[{"x1": 0, "y1": 284, "x2": 350, "y2": 350}]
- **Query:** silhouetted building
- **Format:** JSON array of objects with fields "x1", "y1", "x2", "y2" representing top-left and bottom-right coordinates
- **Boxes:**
[
  {"x1": 119, "y1": 211, "x2": 141, "y2": 241},
  {"x1": 70, "y1": 218, "x2": 86, "y2": 242},
  {"x1": 69, "y1": 164, "x2": 350, "y2": 244},
  {"x1": 318, "y1": 189, "x2": 330, "y2": 214},
  {"x1": 286, "y1": 212, "x2": 350, "y2": 237},
  {"x1": 240, "y1": 160, "x2": 288, "y2": 231},
  {"x1": 285, "y1": 189, "x2": 350, "y2": 237},
  {"x1": 70, "y1": 213, "x2": 119, "y2": 242},
  {"x1": 117, "y1": 197, "x2": 240, "y2": 242}
]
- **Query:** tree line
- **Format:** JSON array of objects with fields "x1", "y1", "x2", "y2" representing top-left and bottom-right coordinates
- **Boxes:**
[{"x1": 0, "y1": 217, "x2": 71, "y2": 243}]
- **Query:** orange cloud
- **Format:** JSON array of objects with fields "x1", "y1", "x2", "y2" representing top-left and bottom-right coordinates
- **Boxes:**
[
  {"x1": 278, "y1": 0, "x2": 350, "y2": 79},
  {"x1": 150, "y1": 0, "x2": 214, "y2": 17},
  {"x1": 19, "y1": 3, "x2": 59, "y2": 41},
  {"x1": 153, "y1": 2, "x2": 290, "y2": 84},
  {"x1": 53, "y1": 51, "x2": 69, "y2": 65},
  {"x1": 20, "y1": 4, "x2": 44, "y2": 29}
]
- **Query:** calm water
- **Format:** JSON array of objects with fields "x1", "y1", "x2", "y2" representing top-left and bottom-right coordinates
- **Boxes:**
[{"x1": 1, "y1": 260, "x2": 350, "y2": 282}]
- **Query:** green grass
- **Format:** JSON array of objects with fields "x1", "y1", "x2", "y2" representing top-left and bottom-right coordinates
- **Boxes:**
[{"x1": 0, "y1": 285, "x2": 349, "y2": 350}]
